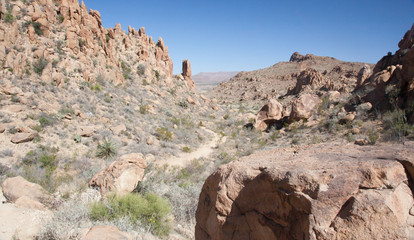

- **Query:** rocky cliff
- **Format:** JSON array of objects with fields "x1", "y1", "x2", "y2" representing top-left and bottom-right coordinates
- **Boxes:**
[{"x1": 196, "y1": 142, "x2": 414, "y2": 240}]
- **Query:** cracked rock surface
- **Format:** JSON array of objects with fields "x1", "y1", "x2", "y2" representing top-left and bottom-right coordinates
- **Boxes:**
[{"x1": 195, "y1": 142, "x2": 414, "y2": 240}]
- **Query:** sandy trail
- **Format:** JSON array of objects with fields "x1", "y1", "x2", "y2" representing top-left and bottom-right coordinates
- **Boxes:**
[{"x1": 155, "y1": 128, "x2": 223, "y2": 167}]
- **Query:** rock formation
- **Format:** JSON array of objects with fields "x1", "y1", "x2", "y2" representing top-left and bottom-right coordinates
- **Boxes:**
[
  {"x1": 89, "y1": 153, "x2": 147, "y2": 195},
  {"x1": 183, "y1": 59, "x2": 196, "y2": 91},
  {"x1": 357, "y1": 24, "x2": 414, "y2": 123},
  {"x1": 196, "y1": 142, "x2": 414, "y2": 239},
  {"x1": 0, "y1": 0, "x2": 181, "y2": 88}
]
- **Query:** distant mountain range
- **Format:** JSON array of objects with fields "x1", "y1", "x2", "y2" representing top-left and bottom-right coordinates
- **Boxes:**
[{"x1": 193, "y1": 72, "x2": 239, "y2": 92}]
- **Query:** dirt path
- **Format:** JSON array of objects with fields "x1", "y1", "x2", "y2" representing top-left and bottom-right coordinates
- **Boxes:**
[{"x1": 155, "y1": 128, "x2": 224, "y2": 167}]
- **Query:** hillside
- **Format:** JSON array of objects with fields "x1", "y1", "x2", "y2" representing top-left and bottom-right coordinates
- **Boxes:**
[
  {"x1": 193, "y1": 71, "x2": 239, "y2": 92},
  {"x1": 209, "y1": 52, "x2": 374, "y2": 106}
]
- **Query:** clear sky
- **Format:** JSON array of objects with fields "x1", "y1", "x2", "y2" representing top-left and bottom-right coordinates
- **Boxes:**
[{"x1": 81, "y1": 0, "x2": 414, "y2": 74}]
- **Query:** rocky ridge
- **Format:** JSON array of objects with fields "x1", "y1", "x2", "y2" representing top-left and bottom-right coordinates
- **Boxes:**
[{"x1": 210, "y1": 52, "x2": 373, "y2": 106}]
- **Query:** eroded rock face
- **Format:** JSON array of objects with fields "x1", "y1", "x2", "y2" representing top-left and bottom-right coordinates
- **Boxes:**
[
  {"x1": 89, "y1": 153, "x2": 147, "y2": 195},
  {"x1": 196, "y1": 142, "x2": 414, "y2": 240}
]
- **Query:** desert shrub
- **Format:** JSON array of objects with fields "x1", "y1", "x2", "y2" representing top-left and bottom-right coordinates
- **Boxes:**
[
  {"x1": 19, "y1": 146, "x2": 60, "y2": 192},
  {"x1": 154, "y1": 70, "x2": 160, "y2": 81},
  {"x1": 33, "y1": 57, "x2": 48, "y2": 75},
  {"x1": 139, "y1": 99, "x2": 148, "y2": 114},
  {"x1": 91, "y1": 83, "x2": 102, "y2": 91},
  {"x1": 35, "y1": 200, "x2": 91, "y2": 239},
  {"x1": 90, "y1": 193, "x2": 172, "y2": 236},
  {"x1": 3, "y1": 13, "x2": 14, "y2": 23},
  {"x1": 38, "y1": 114, "x2": 56, "y2": 128},
  {"x1": 170, "y1": 115, "x2": 195, "y2": 128},
  {"x1": 177, "y1": 101, "x2": 189, "y2": 109},
  {"x1": 182, "y1": 146, "x2": 191, "y2": 152},
  {"x1": 32, "y1": 21, "x2": 43, "y2": 36},
  {"x1": 155, "y1": 127, "x2": 173, "y2": 141},
  {"x1": 121, "y1": 60, "x2": 131, "y2": 79},
  {"x1": 137, "y1": 64, "x2": 146, "y2": 76},
  {"x1": 367, "y1": 129, "x2": 379, "y2": 145},
  {"x1": 96, "y1": 138, "x2": 117, "y2": 159},
  {"x1": 58, "y1": 14, "x2": 64, "y2": 23}
]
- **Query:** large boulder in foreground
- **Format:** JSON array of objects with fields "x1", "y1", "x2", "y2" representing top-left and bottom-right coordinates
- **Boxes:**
[
  {"x1": 196, "y1": 142, "x2": 414, "y2": 240},
  {"x1": 254, "y1": 99, "x2": 283, "y2": 131},
  {"x1": 89, "y1": 153, "x2": 147, "y2": 195},
  {"x1": 1, "y1": 176, "x2": 52, "y2": 206}
]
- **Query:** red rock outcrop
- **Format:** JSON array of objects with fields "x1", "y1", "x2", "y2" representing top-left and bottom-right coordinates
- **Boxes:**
[{"x1": 196, "y1": 142, "x2": 414, "y2": 240}]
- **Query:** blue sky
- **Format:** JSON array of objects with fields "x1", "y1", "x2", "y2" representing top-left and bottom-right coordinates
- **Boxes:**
[{"x1": 81, "y1": 0, "x2": 414, "y2": 74}]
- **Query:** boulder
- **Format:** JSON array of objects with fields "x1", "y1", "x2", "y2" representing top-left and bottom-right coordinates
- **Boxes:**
[
  {"x1": 81, "y1": 226, "x2": 133, "y2": 240},
  {"x1": 80, "y1": 126, "x2": 95, "y2": 137},
  {"x1": 11, "y1": 132, "x2": 35, "y2": 144},
  {"x1": 14, "y1": 196, "x2": 46, "y2": 210},
  {"x1": 110, "y1": 124, "x2": 126, "y2": 135},
  {"x1": 89, "y1": 153, "x2": 147, "y2": 195},
  {"x1": 1, "y1": 176, "x2": 52, "y2": 205},
  {"x1": 339, "y1": 112, "x2": 356, "y2": 124},
  {"x1": 254, "y1": 99, "x2": 283, "y2": 131},
  {"x1": 196, "y1": 142, "x2": 414, "y2": 240},
  {"x1": 290, "y1": 94, "x2": 320, "y2": 121}
]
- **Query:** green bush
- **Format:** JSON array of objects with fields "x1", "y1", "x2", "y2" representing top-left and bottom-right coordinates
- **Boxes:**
[
  {"x1": 96, "y1": 138, "x2": 117, "y2": 158},
  {"x1": 3, "y1": 13, "x2": 14, "y2": 23},
  {"x1": 90, "y1": 193, "x2": 172, "y2": 236},
  {"x1": 155, "y1": 127, "x2": 173, "y2": 141},
  {"x1": 91, "y1": 83, "x2": 102, "y2": 91},
  {"x1": 154, "y1": 70, "x2": 160, "y2": 81},
  {"x1": 182, "y1": 146, "x2": 191, "y2": 153},
  {"x1": 38, "y1": 114, "x2": 55, "y2": 128},
  {"x1": 33, "y1": 57, "x2": 48, "y2": 75}
]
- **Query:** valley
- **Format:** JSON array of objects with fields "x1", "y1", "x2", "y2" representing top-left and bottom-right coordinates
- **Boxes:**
[{"x1": 0, "y1": 0, "x2": 413, "y2": 239}]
